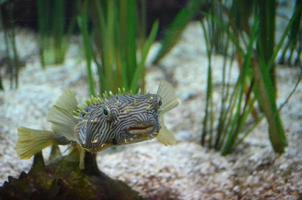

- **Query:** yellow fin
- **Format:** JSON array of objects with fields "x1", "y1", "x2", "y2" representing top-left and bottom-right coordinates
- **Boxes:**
[
  {"x1": 157, "y1": 81, "x2": 180, "y2": 113},
  {"x1": 157, "y1": 116, "x2": 176, "y2": 145},
  {"x1": 47, "y1": 91, "x2": 79, "y2": 141},
  {"x1": 53, "y1": 90, "x2": 78, "y2": 111},
  {"x1": 48, "y1": 106, "x2": 78, "y2": 140},
  {"x1": 16, "y1": 127, "x2": 57, "y2": 159}
]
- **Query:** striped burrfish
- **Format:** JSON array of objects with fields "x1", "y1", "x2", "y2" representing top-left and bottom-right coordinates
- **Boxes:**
[{"x1": 16, "y1": 81, "x2": 180, "y2": 168}]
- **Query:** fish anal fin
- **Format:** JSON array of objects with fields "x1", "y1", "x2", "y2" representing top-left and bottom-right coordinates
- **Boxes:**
[{"x1": 157, "y1": 128, "x2": 177, "y2": 145}]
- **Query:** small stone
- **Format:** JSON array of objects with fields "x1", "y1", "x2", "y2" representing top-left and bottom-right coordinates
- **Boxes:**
[
  {"x1": 211, "y1": 192, "x2": 225, "y2": 200},
  {"x1": 233, "y1": 185, "x2": 240, "y2": 193}
]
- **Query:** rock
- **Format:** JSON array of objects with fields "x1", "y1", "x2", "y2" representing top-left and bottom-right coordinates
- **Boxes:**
[
  {"x1": 233, "y1": 185, "x2": 240, "y2": 193},
  {"x1": 0, "y1": 153, "x2": 142, "y2": 200}
]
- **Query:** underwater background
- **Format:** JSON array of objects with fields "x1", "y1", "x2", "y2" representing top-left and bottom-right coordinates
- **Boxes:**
[{"x1": 0, "y1": 0, "x2": 302, "y2": 199}]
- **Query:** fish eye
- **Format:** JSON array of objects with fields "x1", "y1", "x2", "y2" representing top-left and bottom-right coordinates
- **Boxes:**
[
  {"x1": 103, "y1": 106, "x2": 114, "y2": 121},
  {"x1": 103, "y1": 107, "x2": 109, "y2": 116},
  {"x1": 158, "y1": 99, "x2": 162, "y2": 106}
]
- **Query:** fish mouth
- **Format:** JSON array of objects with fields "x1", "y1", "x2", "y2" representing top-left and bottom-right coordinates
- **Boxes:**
[{"x1": 127, "y1": 123, "x2": 157, "y2": 135}]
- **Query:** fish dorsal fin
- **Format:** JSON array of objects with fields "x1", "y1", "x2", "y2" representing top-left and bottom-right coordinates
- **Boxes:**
[
  {"x1": 47, "y1": 90, "x2": 79, "y2": 141},
  {"x1": 53, "y1": 90, "x2": 78, "y2": 111},
  {"x1": 157, "y1": 81, "x2": 180, "y2": 113},
  {"x1": 157, "y1": 115, "x2": 176, "y2": 145}
]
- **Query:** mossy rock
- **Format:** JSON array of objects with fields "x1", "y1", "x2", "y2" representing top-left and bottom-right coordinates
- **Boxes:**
[{"x1": 0, "y1": 152, "x2": 143, "y2": 200}]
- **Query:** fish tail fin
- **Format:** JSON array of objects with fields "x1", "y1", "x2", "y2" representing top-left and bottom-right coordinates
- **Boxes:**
[
  {"x1": 47, "y1": 90, "x2": 79, "y2": 141},
  {"x1": 16, "y1": 127, "x2": 57, "y2": 159},
  {"x1": 157, "y1": 81, "x2": 180, "y2": 113},
  {"x1": 157, "y1": 116, "x2": 176, "y2": 145}
]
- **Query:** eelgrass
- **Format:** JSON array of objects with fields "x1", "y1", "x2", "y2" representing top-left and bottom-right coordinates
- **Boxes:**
[
  {"x1": 201, "y1": 13, "x2": 259, "y2": 154},
  {"x1": 37, "y1": 0, "x2": 68, "y2": 67},
  {"x1": 279, "y1": 0, "x2": 302, "y2": 66},
  {"x1": 78, "y1": 0, "x2": 158, "y2": 95},
  {"x1": 200, "y1": 0, "x2": 301, "y2": 154},
  {"x1": 153, "y1": 0, "x2": 205, "y2": 64},
  {"x1": 0, "y1": 0, "x2": 20, "y2": 89},
  {"x1": 77, "y1": 1, "x2": 95, "y2": 96}
]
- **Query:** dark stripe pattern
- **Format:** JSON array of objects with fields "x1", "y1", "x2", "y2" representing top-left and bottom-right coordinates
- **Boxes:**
[{"x1": 75, "y1": 94, "x2": 161, "y2": 152}]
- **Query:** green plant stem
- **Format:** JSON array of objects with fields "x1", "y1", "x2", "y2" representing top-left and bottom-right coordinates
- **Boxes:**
[
  {"x1": 256, "y1": 0, "x2": 276, "y2": 94},
  {"x1": 153, "y1": 0, "x2": 205, "y2": 64},
  {"x1": 78, "y1": 12, "x2": 95, "y2": 96}
]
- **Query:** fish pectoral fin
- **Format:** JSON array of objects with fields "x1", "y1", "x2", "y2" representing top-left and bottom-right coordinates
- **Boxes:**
[
  {"x1": 160, "y1": 99, "x2": 180, "y2": 113},
  {"x1": 157, "y1": 127, "x2": 176, "y2": 145},
  {"x1": 157, "y1": 81, "x2": 180, "y2": 113},
  {"x1": 16, "y1": 127, "x2": 57, "y2": 159}
]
